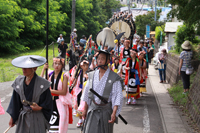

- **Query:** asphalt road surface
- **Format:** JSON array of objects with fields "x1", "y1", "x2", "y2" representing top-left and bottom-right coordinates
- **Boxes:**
[{"x1": 0, "y1": 76, "x2": 164, "y2": 133}]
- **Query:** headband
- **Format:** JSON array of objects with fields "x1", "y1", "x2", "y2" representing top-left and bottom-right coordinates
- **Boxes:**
[
  {"x1": 138, "y1": 51, "x2": 146, "y2": 55},
  {"x1": 125, "y1": 40, "x2": 130, "y2": 44},
  {"x1": 53, "y1": 58, "x2": 65, "y2": 65},
  {"x1": 80, "y1": 60, "x2": 89, "y2": 66}
]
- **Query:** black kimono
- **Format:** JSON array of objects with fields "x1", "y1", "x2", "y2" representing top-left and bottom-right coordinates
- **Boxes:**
[{"x1": 7, "y1": 73, "x2": 53, "y2": 133}]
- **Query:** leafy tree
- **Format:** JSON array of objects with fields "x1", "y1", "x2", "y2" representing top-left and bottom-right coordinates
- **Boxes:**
[
  {"x1": 155, "y1": 25, "x2": 166, "y2": 42},
  {"x1": 135, "y1": 10, "x2": 162, "y2": 38},
  {"x1": 0, "y1": 0, "x2": 121, "y2": 55},
  {"x1": 0, "y1": 0, "x2": 25, "y2": 55},
  {"x1": 168, "y1": 0, "x2": 200, "y2": 35},
  {"x1": 174, "y1": 24, "x2": 199, "y2": 53}
]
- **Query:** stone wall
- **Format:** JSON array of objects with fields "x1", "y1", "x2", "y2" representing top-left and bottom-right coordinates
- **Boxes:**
[
  {"x1": 166, "y1": 53, "x2": 181, "y2": 86},
  {"x1": 166, "y1": 53, "x2": 200, "y2": 86},
  {"x1": 186, "y1": 65, "x2": 200, "y2": 129}
]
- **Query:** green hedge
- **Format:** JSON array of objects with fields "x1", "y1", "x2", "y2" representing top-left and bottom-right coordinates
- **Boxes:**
[{"x1": 155, "y1": 25, "x2": 165, "y2": 42}]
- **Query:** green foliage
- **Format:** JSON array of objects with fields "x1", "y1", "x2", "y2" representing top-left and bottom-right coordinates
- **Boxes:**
[
  {"x1": 0, "y1": 0, "x2": 120, "y2": 55},
  {"x1": 155, "y1": 25, "x2": 166, "y2": 42},
  {"x1": 135, "y1": 10, "x2": 163, "y2": 38},
  {"x1": 0, "y1": 0, "x2": 27, "y2": 54},
  {"x1": 168, "y1": 72, "x2": 196, "y2": 107},
  {"x1": 167, "y1": 0, "x2": 200, "y2": 35},
  {"x1": 174, "y1": 24, "x2": 200, "y2": 53},
  {"x1": 0, "y1": 44, "x2": 59, "y2": 82},
  {"x1": 132, "y1": 3, "x2": 137, "y2": 8}
]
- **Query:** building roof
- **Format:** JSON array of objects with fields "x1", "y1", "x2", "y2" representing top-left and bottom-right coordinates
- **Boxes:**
[
  {"x1": 164, "y1": 22, "x2": 183, "y2": 33},
  {"x1": 150, "y1": 31, "x2": 155, "y2": 35}
]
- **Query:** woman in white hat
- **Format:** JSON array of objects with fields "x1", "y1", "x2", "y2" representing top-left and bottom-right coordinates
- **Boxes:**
[
  {"x1": 179, "y1": 40, "x2": 193, "y2": 94},
  {"x1": 7, "y1": 55, "x2": 53, "y2": 133}
]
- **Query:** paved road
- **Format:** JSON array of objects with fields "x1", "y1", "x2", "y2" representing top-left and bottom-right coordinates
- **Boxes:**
[{"x1": 0, "y1": 74, "x2": 164, "y2": 133}]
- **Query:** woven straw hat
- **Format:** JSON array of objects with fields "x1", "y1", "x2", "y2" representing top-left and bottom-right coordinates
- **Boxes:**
[{"x1": 181, "y1": 40, "x2": 192, "y2": 50}]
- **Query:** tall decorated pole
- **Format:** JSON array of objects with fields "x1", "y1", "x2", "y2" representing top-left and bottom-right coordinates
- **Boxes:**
[
  {"x1": 71, "y1": 0, "x2": 76, "y2": 32},
  {"x1": 46, "y1": 0, "x2": 49, "y2": 79}
]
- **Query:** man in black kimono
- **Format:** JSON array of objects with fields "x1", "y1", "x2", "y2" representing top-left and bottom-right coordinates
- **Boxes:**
[{"x1": 7, "y1": 55, "x2": 53, "y2": 133}]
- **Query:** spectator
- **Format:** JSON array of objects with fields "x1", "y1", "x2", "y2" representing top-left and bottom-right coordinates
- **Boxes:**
[
  {"x1": 158, "y1": 49, "x2": 168, "y2": 83},
  {"x1": 148, "y1": 41, "x2": 154, "y2": 64},
  {"x1": 79, "y1": 35, "x2": 87, "y2": 46},
  {"x1": 179, "y1": 41, "x2": 193, "y2": 94},
  {"x1": 57, "y1": 34, "x2": 64, "y2": 44},
  {"x1": 58, "y1": 40, "x2": 68, "y2": 70}
]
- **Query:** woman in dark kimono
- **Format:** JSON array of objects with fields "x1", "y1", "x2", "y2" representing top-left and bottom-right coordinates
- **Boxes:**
[{"x1": 7, "y1": 55, "x2": 53, "y2": 133}]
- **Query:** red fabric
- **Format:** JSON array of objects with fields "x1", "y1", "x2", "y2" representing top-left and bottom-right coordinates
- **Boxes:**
[
  {"x1": 68, "y1": 106, "x2": 73, "y2": 124},
  {"x1": 124, "y1": 58, "x2": 140, "y2": 85},
  {"x1": 119, "y1": 47, "x2": 124, "y2": 63},
  {"x1": 124, "y1": 58, "x2": 141, "y2": 99},
  {"x1": 95, "y1": 45, "x2": 98, "y2": 49},
  {"x1": 132, "y1": 44, "x2": 137, "y2": 50},
  {"x1": 51, "y1": 93, "x2": 59, "y2": 96},
  {"x1": 66, "y1": 53, "x2": 70, "y2": 57},
  {"x1": 135, "y1": 85, "x2": 140, "y2": 99}
]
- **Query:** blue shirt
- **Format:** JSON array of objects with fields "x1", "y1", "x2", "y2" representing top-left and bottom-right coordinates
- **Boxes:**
[
  {"x1": 80, "y1": 39, "x2": 87, "y2": 46},
  {"x1": 180, "y1": 51, "x2": 193, "y2": 71}
]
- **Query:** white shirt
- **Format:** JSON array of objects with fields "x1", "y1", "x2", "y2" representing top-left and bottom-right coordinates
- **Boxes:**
[
  {"x1": 57, "y1": 37, "x2": 64, "y2": 43},
  {"x1": 81, "y1": 69, "x2": 123, "y2": 116}
]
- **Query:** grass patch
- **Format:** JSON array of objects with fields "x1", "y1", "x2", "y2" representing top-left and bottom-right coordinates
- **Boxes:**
[
  {"x1": 168, "y1": 72, "x2": 197, "y2": 107},
  {"x1": 0, "y1": 44, "x2": 59, "y2": 82}
]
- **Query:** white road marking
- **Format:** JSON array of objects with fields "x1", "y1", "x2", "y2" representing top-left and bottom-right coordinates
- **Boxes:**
[
  {"x1": 1, "y1": 92, "x2": 12, "y2": 103},
  {"x1": 143, "y1": 103, "x2": 150, "y2": 133},
  {"x1": 1, "y1": 97, "x2": 5, "y2": 102}
]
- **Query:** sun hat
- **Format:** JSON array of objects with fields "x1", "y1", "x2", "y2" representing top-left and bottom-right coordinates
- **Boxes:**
[
  {"x1": 12, "y1": 55, "x2": 46, "y2": 68},
  {"x1": 74, "y1": 28, "x2": 77, "y2": 32},
  {"x1": 181, "y1": 40, "x2": 192, "y2": 50},
  {"x1": 60, "y1": 34, "x2": 63, "y2": 36}
]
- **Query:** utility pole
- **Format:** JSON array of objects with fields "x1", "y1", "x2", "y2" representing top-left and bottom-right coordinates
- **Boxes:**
[
  {"x1": 71, "y1": 0, "x2": 76, "y2": 32},
  {"x1": 46, "y1": 0, "x2": 49, "y2": 79},
  {"x1": 154, "y1": 0, "x2": 157, "y2": 21},
  {"x1": 128, "y1": 0, "x2": 131, "y2": 13}
]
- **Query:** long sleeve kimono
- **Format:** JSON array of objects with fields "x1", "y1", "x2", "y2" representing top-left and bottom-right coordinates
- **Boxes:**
[
  {"x1": 7, "y1": 73, "x2": 53, "y2": 133},
  {"x1": 81, "y1": 69, "x2": 123, "y2": 133}
]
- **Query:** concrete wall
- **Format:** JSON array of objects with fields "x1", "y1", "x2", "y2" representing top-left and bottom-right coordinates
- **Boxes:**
[
  {"x1": 167, "y1": 33, "x2": 175, "y2": 49},
  {"x1": 187, "y1": 65, "x2": 200, "y2": 129},
  {"x1": 154, "y1": 39, "x2": 159, "y2": 54}
]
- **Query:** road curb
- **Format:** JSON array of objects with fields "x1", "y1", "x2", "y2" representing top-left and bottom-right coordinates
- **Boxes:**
[
  {"x1": 148, "y1": 77, "x2": 167, "y2": 133},
  {"x1": 148, "y1": 64, "x2": 188, "y2": 133}
]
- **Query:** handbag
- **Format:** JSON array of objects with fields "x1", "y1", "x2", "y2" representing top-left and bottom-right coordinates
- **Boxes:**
[
  {"x1": 158, "y1": 61, "x2": 165, "y2": 71},
  {"x1": 186, "y1": 67, "x2": 193, "y2": 75},
  {"x1": 184, "y1": 52, "x2": 193, "y2": 75}
]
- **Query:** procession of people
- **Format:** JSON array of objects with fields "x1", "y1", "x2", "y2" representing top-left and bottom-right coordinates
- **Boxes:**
[{"x1": 2, "y1": 25, "x2": 157, "y2": 133}]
